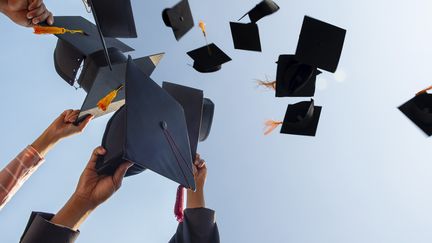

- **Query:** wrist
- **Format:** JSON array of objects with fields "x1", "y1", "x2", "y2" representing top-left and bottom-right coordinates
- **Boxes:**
[
  {"x1": 31, "y1": 130, "x2": 60, "y2": 157},
  {"x1": 186, "y1": 187, "x2": 205, "y2": 209},
  {"x1": 51, "y1": 194, "x2": 94, "y2": 231}
]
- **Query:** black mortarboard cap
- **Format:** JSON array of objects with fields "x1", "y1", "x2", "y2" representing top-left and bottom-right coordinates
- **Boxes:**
[
  {"x1": 87, "y1": 0, "x2": 137, "y2": 38},
  {"x1": 162, "y1": 0, "x2": 194, "y2": 41},
  {"x1": 50, "y1": 16, "x2": 134, "y2": 86},
  {"x1": 229, "y1": 22, "x2": 261, "y2": 52},
  {"x1": 97, "y1": 57, "x2": 196, "y2": 190},
  {"x1": 75, "y1": 52, "x2": 165, "y2": 123},
  {"x1": 295, "y1": 16, "x2": 346, "y2": 73},
  {"x1": 275, "y1": 55, "x2": 322, "y2": 97},
  {"x1": 162, "y1": 82, "x2": 215, "y2": 158},
  {"x1": 280, "y1": 99, "x2": 322, "y2": 136},
  {"x1": 239, "y1": 0, "x2": 280, "y2": 23},
  {"x1": 187, "y1": 43, "x2": 232, "y2": 73},
  {"x1": 399, "y1": 92, "x2": 432, "y2": 136}
]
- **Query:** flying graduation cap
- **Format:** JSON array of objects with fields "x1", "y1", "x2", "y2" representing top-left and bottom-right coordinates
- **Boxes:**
[
  {"x1": 162, "y1": 82, "x2": 215, "y2": 158},
  {"x1": 163, "y1": 0, "x2": 194, "y2": 41},
  {"x1": 83, "y1": 0, "x2": 137, "y2": 69},
  {"x1": 265, "y1": 99, "x2": 322, "y2": 136},
  {"x1": 187, "y1": 43, "x2": 232, "y2": 73},
  {"x1": 97, "y1": 57, "x2": 196, "y2": 190},
  {"x1": 399, "y1": 91, "x2": 432, "y2": 136},
  {"x1": 295, "y1": 16, "x2": 346, "y2": 73},
  {"x1": 48, "y1": 16, "x2": 163, "y2": 123},
  {"x1": 230, "y1": 0, "x2": 280, "y2": 52}
]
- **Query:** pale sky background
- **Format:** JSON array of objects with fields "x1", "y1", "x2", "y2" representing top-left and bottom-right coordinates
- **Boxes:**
[{"x1": 1, "y1": 0, "x2": 432, "y2": 242}]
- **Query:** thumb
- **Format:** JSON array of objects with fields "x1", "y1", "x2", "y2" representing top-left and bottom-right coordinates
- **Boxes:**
[
  {"x1": 77, "y1": 115, "x2": 93, "y2": 132},
  {"x1": 112, "y1": 162, "x2": 133, "y2": 190}
]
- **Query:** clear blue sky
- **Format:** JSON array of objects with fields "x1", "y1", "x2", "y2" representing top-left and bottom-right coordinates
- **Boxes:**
[{"x1": 2, "y1": 0, "x2": 432, "y2": 242}]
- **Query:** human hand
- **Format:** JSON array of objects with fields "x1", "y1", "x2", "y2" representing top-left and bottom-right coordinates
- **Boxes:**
[
  {"x1": 51, "y1": 147, "x2": 132, "y2": 230},
  {"x1": 72, "y1": 147, "x2": 133, "y2": 211},
  {"x1": 3, "y1": 0, "x2": 53, "y2": 27},
  {"x1": 44, "y1": 110, "x2": 93, "y2": 143},
  {"x1": 186, "y1": 154, "x2": 207, "y2": 209},
  {"x1": 192, "y1": 153, "x2": 207, "y2": 191}
]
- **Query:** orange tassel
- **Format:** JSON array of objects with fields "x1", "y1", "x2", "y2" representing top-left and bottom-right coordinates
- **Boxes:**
[
  {"x1": 257, "y1": 80, "x2": 276, "y2": 90},
  {"x1": 33, "y1": 26, "x2": 84, "y2": 35},
  {"x1": 416, "y1": 85, "x2": 432, "y2": 96},
  {"x1": 97, "y1": 84, "x2": 124, "y2": 112},
  {"x1": 264, "y1": 120, "x2": 283, "y2": 135},
  {"x1": 199, "y1": 20, "x2": 207, "y2": 37}
]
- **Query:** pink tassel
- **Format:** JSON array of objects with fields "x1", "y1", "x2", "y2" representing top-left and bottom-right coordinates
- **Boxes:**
[
  {"x1": 264, "y1": 120, "x2": 283, "y2": 135},
  {"x1": 174, "y1": 185, "x2": 185, "y2": 222}
]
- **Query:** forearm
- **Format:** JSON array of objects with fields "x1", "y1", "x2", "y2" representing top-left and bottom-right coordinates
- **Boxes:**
[
  {"x1": 31, "y1": 130, "x2": 61, "y2": 158},
  {"x1": 186, "y1": 187, "x2": 205, "y2": 209},
  {"x1": 51, "y1": 195, "x2": 94, "y2": 231}
]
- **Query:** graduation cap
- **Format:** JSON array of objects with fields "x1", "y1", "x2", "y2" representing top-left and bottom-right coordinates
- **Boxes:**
[
  {"x1": 84, "y1": 0, "x2": 137, "y2": 69},
  {"x1": 275, "y1": 55, "x2": 322, "y2": 97},
  {"x1": 238, "y1": 0, "x2": 280, "y2": 23},
  {"x1": 86, "y1": 0, "x2": 137, "y2": 38},
  {"x1": 97, "y1": 57, "x2": 196, "y2": 190},
  {"x1": 162, "y1": 82, "x2": 215, "y2": 158},
  {"x1": 266, "y1": 99, "x2": 322, "y2": 136},
  {"x1": 230, "y1": 0, "x2": 279, "y2": 52},
  {"x1": 187, "y1": 43, "x2": 232, "y2": 73},
  {"x1": 162, "y1": 0, "x2": 194, "y2": 41},
  {"x1": 49, "y1": 16, "x2": 134, "y2": 86},
  {"x1": 295, "y1": 16, "x2": 346, "y2": 73},
  {"x1": 229, "y1": 22, "x2": 261, "y2": 52},
  {"x1": 399, "y1": 92, "x2": 432, "y2": 136}
]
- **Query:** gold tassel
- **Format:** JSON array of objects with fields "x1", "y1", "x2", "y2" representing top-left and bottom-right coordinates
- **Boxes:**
[
  {"x1": 264, "y1": 120, "x2": 283, "y2": 135},
  {"x1": 257, "y1": 80, "x2": 276, "y2": 90},
  {"x1": 97, "y1": 84, "x2": 124, "y2": 112},
  {"x1": 33, "y1": 26, "x2": 84, "y2": 35}
]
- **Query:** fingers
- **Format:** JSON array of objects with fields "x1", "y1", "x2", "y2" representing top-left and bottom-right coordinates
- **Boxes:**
[
  {"x1": 27, "y1": 3, "x2": 45, "y2": 20},
  {"x1": 87, "y1": 147, "x2": 106, "y2": 168},
  {"x1": 32, "y1": 8, "x2": 50, "y2": 25},
  {"x1": 62, "y1": 109, "x2": 74, "y2": 122},
  {"x1": 112, "y1": 162, "x2": 133, "y2": 190},
  {"x1": 64, "y1": 110, "x2": 79, "y2": 123},
  {"x1": 46, "y1": 11, "x2": 54, "y2": 25}
]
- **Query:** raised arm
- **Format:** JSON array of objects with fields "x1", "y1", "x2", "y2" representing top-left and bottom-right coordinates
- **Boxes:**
[{"x1": 0, "y1": 110, "x2": 92, "y2": 210}]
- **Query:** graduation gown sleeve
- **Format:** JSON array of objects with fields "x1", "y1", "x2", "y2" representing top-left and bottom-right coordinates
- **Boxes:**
[
  {"x1": 20, "y1": 212, "x2": 80, "y2": 243},
  {"x1": 169, "y1": 208, "x2": 220, "y2": 243}
]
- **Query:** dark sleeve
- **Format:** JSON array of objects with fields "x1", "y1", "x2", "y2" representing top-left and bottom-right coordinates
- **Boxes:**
[
  {"x1": 20, "y1": 212, "x2": 80, "y2": 243},
  {"x1": 169, "y1": 208, "x2": 220, "y2": 243}
]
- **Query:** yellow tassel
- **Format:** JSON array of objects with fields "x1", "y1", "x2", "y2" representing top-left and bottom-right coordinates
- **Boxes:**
[
  {"x1": 97, "y1": 84, "x2": 124, "y2": 112},
  {"x1": 264, "y1": 120, "x2": 283, "y2": 135},
  {"x1": 199, "y1": 20, "x2": 207, "y2": 37},
  {"x1": 33, "y1": 26, "x2": 84, "y2": 35},
  {"x1": 416, "y1": 85, "x2": 432, "y2": 96}
]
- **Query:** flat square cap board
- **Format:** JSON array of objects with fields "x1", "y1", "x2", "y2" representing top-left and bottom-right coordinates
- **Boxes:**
[
  {"x1": 295, "y1": 16, "x2": 346, "y2": 73},
  {"x1": 230, "y1": 22, "x2": 262, "y2": 52},
  {"x1": 275, "y1": 55, "x2": 322, "y2": 97},
  {"x1": 162, "y1": 82, "x2": 215, "y2": 158},
  {"x1": 187, "y1": 43, "x2": 232, "y2": 73},
  {"x1": 96, "y1": 56, "x2": 196, "y2": 190},
  {"x1": 49, "y1": 16, "x2": 134, "y2": 86},
  {"x1": 239, "y1": 0, "x2": 280, "y2": 23},
  {"x1": 76, "y1": 53, "x2": 165, "y2": 123},
  {"x1": 162, "y1": 0, "x2": 194, "y2": 41},
  {"x1": 280, "y1": 99, "x2": 322, "y2": 136},
  {"x1": 399, "y1": 93, "x2": 432, "y2": 136},
  {"x1": 87, "y1": 0, "x2": 137, "y2": 38}
]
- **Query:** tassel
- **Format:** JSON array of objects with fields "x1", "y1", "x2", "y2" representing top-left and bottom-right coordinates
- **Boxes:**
[
  {"x1": 199, "y1": 20, "x2": 207, "y2": 37},
  {"x1": 264, "y1": 120, "x2": 283, "y2": 135},
  {"x1": 174, "y1": 185, "x2": 185, "y2": 222},
  {"x1": 416, "y1": 85, "x2": 432, "y2": 96},
  {"x1": 257, "y1": 80, "x2": 276, "y2": 90},
  {"x1": 33, "y1": 26, "x2": 84, "y2": 35},
  {"x1": 97, "y1": 84, "x2": 124, "y2": 112}
]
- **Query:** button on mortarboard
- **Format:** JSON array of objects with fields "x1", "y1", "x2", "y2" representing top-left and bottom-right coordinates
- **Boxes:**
[
  {"x1": 187, "y1": 43, "x2": 232, "y2": 73},
  {"x1": 163, "y1": 0, "x2": 194, "y2": 41},
  {"x1": 295, "y1": 16, "x2": 346, "y2": 73},
  {"x1": 280, "y1": 99, "x2": 322, "y2": 136},
  {"x1": 97, "y1": 57, "x2": 196, "y2": 190}
]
